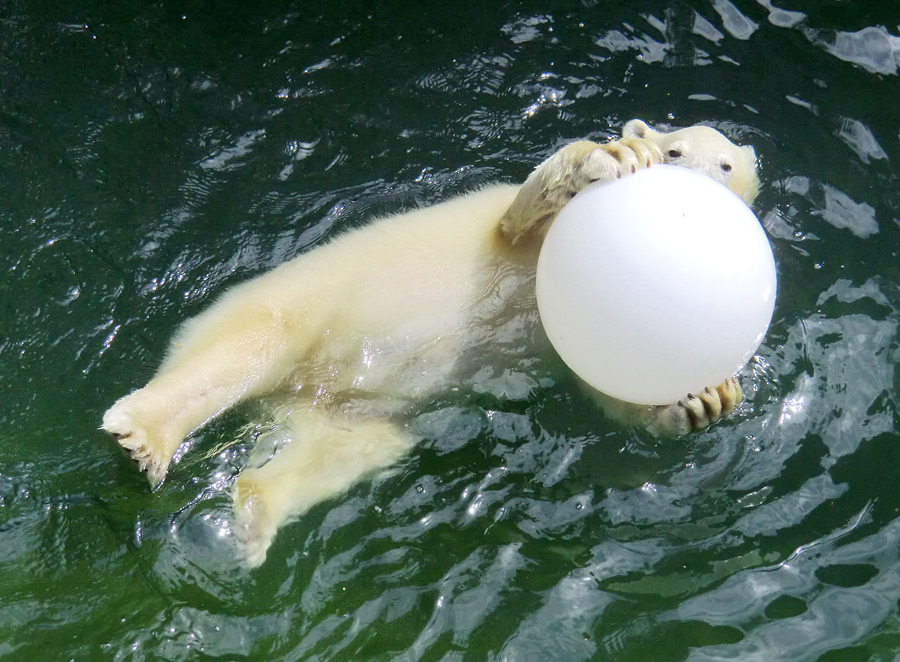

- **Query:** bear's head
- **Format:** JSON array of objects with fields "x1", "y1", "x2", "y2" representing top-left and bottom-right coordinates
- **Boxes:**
[{"x1": 623, "y1": 119, "x2": 759, "y2": 205}]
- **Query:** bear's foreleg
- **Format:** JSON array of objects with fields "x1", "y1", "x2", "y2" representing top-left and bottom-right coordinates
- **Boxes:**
[{"x1": 499, "y1": 136, "x2": 664, "y2": 244}]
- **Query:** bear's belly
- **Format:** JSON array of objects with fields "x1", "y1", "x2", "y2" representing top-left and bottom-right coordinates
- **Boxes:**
[{"x1": 287, "y1": 261, "x2": 540, "y2": 405}]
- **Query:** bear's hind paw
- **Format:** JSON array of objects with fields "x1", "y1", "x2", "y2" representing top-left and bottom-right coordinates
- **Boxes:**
[
  {"x1": 112, "y1": 430, "x2": 170, "y2": 489},
  {"x1": 102, "y1": 405, "x2": 171, "y2": 489},
  {"x1": 233, "y1": 477, "x2": 278, "y2": 569}
]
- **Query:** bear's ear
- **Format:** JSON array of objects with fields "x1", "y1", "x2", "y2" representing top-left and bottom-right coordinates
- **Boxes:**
[{"x1": 622, "y1": 119, "x2": 653, "y2": 139}]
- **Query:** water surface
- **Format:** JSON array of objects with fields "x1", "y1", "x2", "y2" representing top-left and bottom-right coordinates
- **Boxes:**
[{"x1": 1, "y1": 1, "x2": 899, "y2": 660}]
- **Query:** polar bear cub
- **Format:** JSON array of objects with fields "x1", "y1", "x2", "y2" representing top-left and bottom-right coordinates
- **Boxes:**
[{"x1": 103, "y1": 120, "x2": 759, "y2": 567}]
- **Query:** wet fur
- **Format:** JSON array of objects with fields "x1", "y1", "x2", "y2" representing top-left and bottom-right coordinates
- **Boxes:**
[{"x1": 103, "y1": 120, "x2": 759, "y2": 567}]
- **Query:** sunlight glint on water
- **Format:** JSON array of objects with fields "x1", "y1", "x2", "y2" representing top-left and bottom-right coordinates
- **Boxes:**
[{"x1": 0, "y1": 1, "x2": 898, "y2": 660}]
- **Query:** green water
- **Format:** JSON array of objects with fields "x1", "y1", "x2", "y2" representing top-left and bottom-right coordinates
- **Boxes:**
[{"x1": 2, "y1": 1, "x2": 899, "y2": 660}]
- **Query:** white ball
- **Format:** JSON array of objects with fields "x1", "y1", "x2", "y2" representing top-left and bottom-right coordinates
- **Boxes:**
[{"x1": 536, "y1": 164, "x2": 776, "y2": 405}]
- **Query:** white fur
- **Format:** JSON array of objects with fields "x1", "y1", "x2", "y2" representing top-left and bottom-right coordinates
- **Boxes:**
[{"x1": 103, "y1": 121, "x2": 759, "y2": 566}]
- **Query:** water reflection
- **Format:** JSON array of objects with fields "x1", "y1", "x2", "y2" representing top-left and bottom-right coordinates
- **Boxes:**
[
  {"x1": 808, "y1": 25, "x2": 900, "y2": 76},
  {"x1": 1, "y1": 0, "x2": 899, "y2": 659},
  {"x1": 837, "y1": 117, "x2": 889, "y2": 164},
  {"x1": 712, "y1": 0, "x2": 758, "y2": 41},
  {"x1": 677, "y1": 516, "x2": 900, "y2": 661}
]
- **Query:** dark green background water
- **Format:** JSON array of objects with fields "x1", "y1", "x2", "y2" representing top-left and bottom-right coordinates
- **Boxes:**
[{"x1": 2, "y1": 1, "x2": 899, "y2": 660}]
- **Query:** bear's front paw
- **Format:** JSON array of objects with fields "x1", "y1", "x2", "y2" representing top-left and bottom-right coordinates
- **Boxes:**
[
  {"x1": 500, "y1": 135, "x2": 666, "y2": 244},
  {"x1": 102, "y1": 398, "x2": 172, "y2": 488},
  {"x1": 582, "y1": 137, "x2": 664, "y2": 183},
  {"x1": 654, "y1": 377, "x2": 744, "y2": 434}
]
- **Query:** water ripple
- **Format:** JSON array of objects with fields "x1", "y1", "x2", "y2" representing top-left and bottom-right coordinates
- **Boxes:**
[{"x1": 2, "y1": 2, "x2": 900, "y2": 660}]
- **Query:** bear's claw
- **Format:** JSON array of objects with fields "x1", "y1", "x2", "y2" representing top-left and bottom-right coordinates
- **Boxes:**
[
  {"x1": 583, "y1": 137, "x2": 665, "y2": 184},
  {"x1": 102, "y1": 402, "x2": 170, "y2": 489},
  {"x1": 677, "y1": 377, "x2": 743, "y2": 431},
  {"x1": 119, "y1": 438, "x2": 167, "y2": 488}
]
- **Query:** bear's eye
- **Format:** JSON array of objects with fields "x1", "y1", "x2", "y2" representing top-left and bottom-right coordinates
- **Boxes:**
[
  {"x1": 720, "y1": 162, "x2": 733, "y2": 173},
  {"x1": 667, "y1": 148, "x2": 682, "y2": 159}
]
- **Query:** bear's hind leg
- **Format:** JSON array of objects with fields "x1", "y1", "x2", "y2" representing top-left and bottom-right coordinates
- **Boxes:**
[
  {"x1": 103, "y1": 386, "x2": 187, "y2": 487},
  {"x1": 102, "y1": 304, "x2": 298, "y2": 488},
  {"x1": 233, "y1": 411, "x2": 413, "y2": 568}
]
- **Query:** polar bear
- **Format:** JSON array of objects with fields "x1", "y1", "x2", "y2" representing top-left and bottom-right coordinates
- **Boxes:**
[{"x1": 102, "y1": 119, "x2": 759, "y2": 567}]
